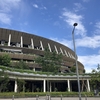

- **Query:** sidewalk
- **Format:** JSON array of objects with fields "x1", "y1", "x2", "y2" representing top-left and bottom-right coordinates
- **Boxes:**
[{"x1": 0, "y1": 97, "x2": 100, "y2": 100}]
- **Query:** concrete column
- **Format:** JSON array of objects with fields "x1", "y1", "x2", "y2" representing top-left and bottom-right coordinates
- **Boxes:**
[
  {"x1": 43, "y1": 79, "x2": 46, "y2": 92},
  {"x1": 64, "y1": 50, "x2": 68, "y2": 57},
  {"x1": 87, "y1": 79, "x2": 90, "y2": 92},
  {"x1": 21, "y1": 36, "x2": 23, "y2": 47},
  {"x1": 40, "y1": 41, "x2": 44, "y2": 50},
  {"x1": 68, "y1": 52, "x2": 71, "y2": 58},
  {"x1": 48, "y1": 43, "x2": 52, "y2": 52},
  {"x1": 67, "y1": 79, "x2": 70, "y2": 92},
  {"x1": 50, "y1": 82, "x2": 52, "y2": 92},
  {"x1": 54, "y1": 45, "x2": 58, "y2": 54},
  {"x1": 8, "y1": 34, "x2": 11, "y2": 46},
  {"x1": 60, "y1": 48, "x2": 63, "y2": 54},
  {"x1": 14, "y1": 80, "x2": 17, "y2": 92},
  {"x1": 31, "y1": 38, "x2": 34, "y2": 49}
]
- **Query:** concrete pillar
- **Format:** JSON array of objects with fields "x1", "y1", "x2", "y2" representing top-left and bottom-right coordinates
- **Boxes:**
[
  {"x1": 40, "y1": 41, "x2": 44, "y2": 50},
  {"x1": 48, "y1": 43, "x2": 52, "y2": 52},
  {"x1": 21, "y1": 36, "x2": 23, "y2": 47},
  {"x1": 14, "y1": 80, "x2": 17, "y2": 92},
  {"x1": 60, "y1": 48, "x2": 63, "y2": 54},
  {"x1": 50, "y1": 82, "x2": 52, "y2": 92},
  {"x1": 8, "y1": 34, "x2": 11, "y2": 46},
  {"x1": 31, "y1": 38, "x2": 34, "y2": 49},
  {"x1": 43, "y1": 79, "x2": 46, "y2": 92},
  {"x1": 87, "y1": 79, "x2": 90, "y2": 92},
  {"x1": 64, "y1": 50, "x2": 69, "y2": 57},
  {"x1": 67, "y1": 79, "x2": 70, "y2": 92},
  {"x1": 68, "y1": 52, "x2": 71, "y2": 58},
  {"x1": 54, "y1": 45, "x2": 58, "y2": 54}
]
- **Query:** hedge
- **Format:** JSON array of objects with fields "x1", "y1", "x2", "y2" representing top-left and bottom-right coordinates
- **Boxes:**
[{"x1": 0, "y1": 92, "x2": 98, "y2": 98}]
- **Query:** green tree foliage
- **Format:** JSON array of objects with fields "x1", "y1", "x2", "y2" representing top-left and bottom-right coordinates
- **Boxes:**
[
  {"x1": 83, "y1": 69, "x2": 86, "y2": 73},
  {"x1": 0, "y1": 54, "x2": 11, "y2": 66},
  {"x1": 0, "y1": 54, "x2": 10, "y2": 92},
  {"x1": 17, "y1": 78, "x2": 26, "y2": 92},
  {"x1": 35, "y1": 48, "x2": 62, "y2": 73},
  {"x1": 90, "y1": 64, "x2": 100, "y2": 90},
  {"x1": 70, "y1": 66, "x2": 76, "y2": 73},
  {"x1": 15, "y1": 60, "x2": 29, "y2": 69},
  {"x1": 0, "y1": 70, "x2": 9, "y2": 92}
]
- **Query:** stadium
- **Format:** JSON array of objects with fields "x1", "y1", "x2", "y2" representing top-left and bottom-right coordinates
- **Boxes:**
[{"x1": 0, "y1": 28, "x2": 90, "y2": 92}]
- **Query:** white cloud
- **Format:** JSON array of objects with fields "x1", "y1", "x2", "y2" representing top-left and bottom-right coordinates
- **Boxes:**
[
  {"x1": 43, "y1": 7, "x2": 47, "y2": 10},
  {"x1": 60, "y1": 8, "x2": 100, "y2": 49},
  {"x1": 94, "y1": 22, "x2": 100, "y2": 34},
  {"x1": 41, "y1": 5, "x2": 47, "y2": 10},
  {"x1": 95, "y1": 22, "x2": 100, "y2": 29},
  {"x1": 53, "y1": 21, "x2": 61, "y2": 28},
  {"x1": 50, "y1": 34, "x2": 100, "y2": 49},
  {"x1": 98, "y1": 50, "x2": 100, "y2": 54},
  {"x1": 82, "y1": 0, "x2": 90, "y2": 3},
  {"x1": 71, "y1": 21, "x2": 100, "y2": 49},
  {"x1": 78, "y1": 55, "x2": 99, "y2": 73},
  {"x1": 0, "y1": 13, "x2": 11, "y2": 25},
  {"x1": 0, "y1": 0, "x2": 21, "y2": 12},
  {"x1": 76, "y1": 35, "x2": 100, "y2": 48},
  {"x1": 0, "y1": 0, "x2": 21, "y2": 25},
  {"x1": 74, "y1": 3, "x2": 85, "y2": 12},
  {"x1": 62, "y1": 9, "x2": 87, "y2": 36},
  {"x1": 41, "y1": 4, "x2": 47, "y2": 10},
  {"x1": 33, "y1": 4, "x2": 38, "y2": 8},
  {"x1": 89, "y1": 22, "x2": 93, "y2": 25},
  {"x1": 33, "y1": 4, "x2": 47, "y2": 10}
]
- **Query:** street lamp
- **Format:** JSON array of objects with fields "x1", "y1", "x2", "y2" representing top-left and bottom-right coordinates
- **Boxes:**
[{"x1": 72, "y1": 23, "x2": 81, "y2": 100}]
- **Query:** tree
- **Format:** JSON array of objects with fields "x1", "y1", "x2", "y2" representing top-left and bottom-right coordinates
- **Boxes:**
[
  {"x1": 15, "y1": 60, "x2": 29, "y2": 69},
  {"x1": 0, "y1": 54, "x2": 11, "y2": 66},
  {"x1": 90, "y1": 64, "x2": 100, "y2": 91},
  {"x1": 81, "y1": 78, "x2": 88, "y2": 92},
  {"x1": 0, "y1": 55, "x2": 10, "y2": 92},
  {"x1": 16, "y1": 78, "x2": 26, "y2": 92},
  {"x1": 35, "y1": 47, "x2": 62, "y2": 73},
  {"x1": 0, "y1": 70, "x2": 9, "y2": 92},
  {"x1": 70, "y1": 66, "x2": 76, "y2": 73}
]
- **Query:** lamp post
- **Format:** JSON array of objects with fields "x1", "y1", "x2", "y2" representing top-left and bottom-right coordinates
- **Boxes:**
[{"x1": 72, "y1": 23, "x2": 81, "y2": 100}]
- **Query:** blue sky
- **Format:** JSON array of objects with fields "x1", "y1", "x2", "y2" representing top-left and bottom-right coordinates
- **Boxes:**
[{"x1": 0, "y1": 0, "x2": 100, "y2": 73}]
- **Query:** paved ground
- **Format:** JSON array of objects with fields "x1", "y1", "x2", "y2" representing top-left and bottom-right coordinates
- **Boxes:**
[{"x1": 0, "y1": 97, "x2": 100, "y2": 100}]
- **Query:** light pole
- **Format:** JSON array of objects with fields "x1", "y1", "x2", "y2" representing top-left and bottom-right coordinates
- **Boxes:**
[{"x1": 72, "y1": 23, "x2": 81, "y2": 100}]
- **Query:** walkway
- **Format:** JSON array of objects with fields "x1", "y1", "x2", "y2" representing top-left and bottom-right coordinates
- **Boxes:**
[{"x1": 0, "y1": 97, "x2": 100, "y2": 100}]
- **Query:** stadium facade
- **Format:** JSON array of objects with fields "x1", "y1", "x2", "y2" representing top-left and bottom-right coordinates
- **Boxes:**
[{"x1": 0, "y1": 28, "x2": 90, "y2": 92}]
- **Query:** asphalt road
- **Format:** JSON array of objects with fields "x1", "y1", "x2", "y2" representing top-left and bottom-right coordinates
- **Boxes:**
[{"x1": 0, "y1": 97, "x2": 100, "y2": 100}]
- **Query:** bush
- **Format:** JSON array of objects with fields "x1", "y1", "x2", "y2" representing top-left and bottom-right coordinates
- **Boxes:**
[{"x1": 0, "y1": 92, "x2": 96, "y2": 98}]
